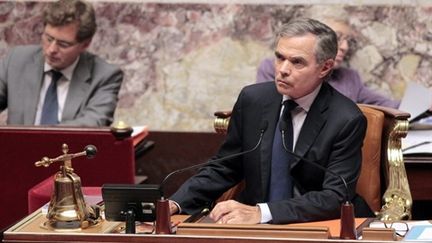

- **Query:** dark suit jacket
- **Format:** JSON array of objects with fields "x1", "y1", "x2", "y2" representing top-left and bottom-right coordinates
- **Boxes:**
[
  {"x1": 0, "y1": 45, "x2": 123, "y2": 126},
  {"x1": 171, "y1": 82, "x2": 368, "y2": 223}
]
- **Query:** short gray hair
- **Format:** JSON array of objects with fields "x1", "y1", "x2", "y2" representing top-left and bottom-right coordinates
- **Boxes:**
[{"x1": 274, "y1": 18, "x2": 337, "y2": 64}]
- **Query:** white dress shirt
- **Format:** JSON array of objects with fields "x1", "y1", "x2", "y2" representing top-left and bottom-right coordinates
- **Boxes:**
[{"x1": 34, "y1": 58, "x2": 79, "y2": 125}]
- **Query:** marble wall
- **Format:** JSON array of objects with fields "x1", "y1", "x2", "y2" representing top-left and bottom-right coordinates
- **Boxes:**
[{"x1": 1, "y1": 1, "x2": 431, "y2": 131}]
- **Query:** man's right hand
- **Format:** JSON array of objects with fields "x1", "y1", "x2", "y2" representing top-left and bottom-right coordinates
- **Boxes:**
[{"x1": 168, "y1": 200, "x2": 179, "y2": 215}]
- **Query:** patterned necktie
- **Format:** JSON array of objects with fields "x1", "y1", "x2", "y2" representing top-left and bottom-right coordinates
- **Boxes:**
[
  {"x1": 40, "y1": 70, "x2": 62, "y2": 125},
  {"x1": 269, "y1": 100, "x2": 298, "y2": 201}
]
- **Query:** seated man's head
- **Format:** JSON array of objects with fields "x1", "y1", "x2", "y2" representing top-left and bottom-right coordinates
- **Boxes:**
[
  {"x1": 41, "y1": 0, "x2": 96, "y2": 70},
  {"x1": 322, "y1": 18, "x2": 356, "y2": 68},
  {"x1": 273, "y1": 18, "x2": 337, "y2": 99}
]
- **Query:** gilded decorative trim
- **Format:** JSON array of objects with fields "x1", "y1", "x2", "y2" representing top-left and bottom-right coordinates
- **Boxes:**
[
  {"x1": 214, "y1": 117, "x2": 230, "y2": 134},
  {"x1": 376, "y1": 118, "x2": 412, "y2": 221}
]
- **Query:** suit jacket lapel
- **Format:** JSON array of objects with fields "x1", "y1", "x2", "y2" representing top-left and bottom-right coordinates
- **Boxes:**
[
  {"x1": 62, "y1": 53, "x2": 92, "y2": 121},
  {"x1": 24, "y1": 50, "x2": 44, "y2": 124},
  {"x1": 291, "y1": 83, "x2": 331, "y2": 168},
  {"x1": 260, "y1": 87, "x2": 283, "y2": 198}
]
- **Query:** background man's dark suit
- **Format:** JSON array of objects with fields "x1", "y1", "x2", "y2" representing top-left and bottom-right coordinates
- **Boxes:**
[{"x1": 171, "y1": 81, "x2": 368, "y2": 223}]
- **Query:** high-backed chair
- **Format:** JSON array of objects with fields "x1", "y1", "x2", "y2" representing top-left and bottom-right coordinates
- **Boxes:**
[{"x1": 213, "y1": 104, "x2": 412, "y2": 221}]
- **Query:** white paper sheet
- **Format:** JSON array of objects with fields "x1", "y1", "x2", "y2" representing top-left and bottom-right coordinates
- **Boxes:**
[
  {"x1": 402, "y1": 130, "x2": 432, "y2": 155},
  {"x1": 399, "y1": 82, "x2": 432, "y2": 121}
]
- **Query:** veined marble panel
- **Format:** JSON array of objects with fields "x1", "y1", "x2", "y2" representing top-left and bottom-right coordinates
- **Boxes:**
[
  {"x1": 79, "y1": 0, "x2": 432, "y2": 5},
  {"x1": 1, "y1": 2, "x2": 431, "y2": 131}
]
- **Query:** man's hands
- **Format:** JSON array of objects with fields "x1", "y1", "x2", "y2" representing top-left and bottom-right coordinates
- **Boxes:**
[
  {"x1": 168, "y1": 199, "x2": 261, "y2": 224},
  {"x1": 209, "y1": 200, "x2": 261, "y2": 224},
  {"x1": 168, "y1": 200, "x2": 179, "y2": 215}
]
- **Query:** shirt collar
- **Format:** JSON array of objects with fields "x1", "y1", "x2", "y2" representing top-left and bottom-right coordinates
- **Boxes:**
[
  {"x1": 44, "y1": 56, "x2": 80, "y2": 81},
  {"x1": 283, "y1": 83, "x2": 322, "y2": 112}
]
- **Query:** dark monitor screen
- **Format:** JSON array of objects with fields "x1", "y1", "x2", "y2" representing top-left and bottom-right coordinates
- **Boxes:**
[{"x1": 102, "y1": 184, "x2": 162, "y2": 222}]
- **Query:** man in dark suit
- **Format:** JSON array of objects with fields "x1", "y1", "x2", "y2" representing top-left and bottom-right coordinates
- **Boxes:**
[
  {"x1": 170, "y1": 18, "x2": 369, "y2": 224},
  {"x1": 0, "y1": 0, "x2": 122, "y2": 126}
]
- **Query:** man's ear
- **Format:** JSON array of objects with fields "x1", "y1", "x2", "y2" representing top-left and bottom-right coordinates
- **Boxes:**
[
  {"x1": 318, "y1": 59, "x2": 335, "y2": 78},
  {"x1": 79, "y1": 38, "x2": 92, "y2": 51}
]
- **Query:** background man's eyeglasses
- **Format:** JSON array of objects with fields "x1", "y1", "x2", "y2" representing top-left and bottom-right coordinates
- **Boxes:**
[
  {"x1": 42, "y1": 33, "x2": 79, "y2": 49},
  {"x1": 336, "y1": 33, "x2": 357, "y2": 49}
]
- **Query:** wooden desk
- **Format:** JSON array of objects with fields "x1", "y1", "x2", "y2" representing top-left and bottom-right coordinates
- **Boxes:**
[
  {"x1": 405, "y1": 161, "x2": 432, "y2": 201},
  {"x1": 405, "y1": 160, "x2": 432, "y2": 220},
  {"x1": 4, "y1": 210, "x2": 398, "y2": 243}
]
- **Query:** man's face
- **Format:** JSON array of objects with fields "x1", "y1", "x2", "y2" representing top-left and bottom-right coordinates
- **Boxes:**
[
  {"x1": 42, "y1": 23, "x2": 90, "y2": 70},
  {"x1": 325, "y1": 20, "x2": 353, "y2": 68},
  {"x1": 274, "y1": 34, "x2": 334, "y2": 99}
]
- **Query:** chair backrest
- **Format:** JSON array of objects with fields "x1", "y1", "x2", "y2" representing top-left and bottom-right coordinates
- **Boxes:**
[
  {"x1": 356, "y1": 105, "x2": 385, "y2": 212},
  {"x1": 213, "y1": 104, "x2": 412, "y2": 221}
]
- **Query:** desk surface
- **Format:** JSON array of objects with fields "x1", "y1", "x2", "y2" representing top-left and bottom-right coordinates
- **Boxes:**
[{"x1": 4, "y1": 210, "x2": 401, "y2": 243}]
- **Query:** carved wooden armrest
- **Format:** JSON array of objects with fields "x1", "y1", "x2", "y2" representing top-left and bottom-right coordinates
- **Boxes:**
[{"x1": 362, "y1": 105, "x2": 412, "y2": 221}]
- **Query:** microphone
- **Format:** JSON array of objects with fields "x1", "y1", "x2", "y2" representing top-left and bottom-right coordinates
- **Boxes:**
[
  {"x1": 279, "y1": 121, "x2": 356, "y2": 240},
  {"x1": 159, "y1": 120, "x2": 269, "y2": 197},
  {"x1": 155, "y1": 120, "x2": 268, "y2": 234}
]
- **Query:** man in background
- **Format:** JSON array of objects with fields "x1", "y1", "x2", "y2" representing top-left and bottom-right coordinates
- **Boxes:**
[
  {"x1": 170, "y1": 18, "x2": 371, "y2": 224},
  {"x1": 0, "y1": 0, "x2": 123, "y2": 126}
]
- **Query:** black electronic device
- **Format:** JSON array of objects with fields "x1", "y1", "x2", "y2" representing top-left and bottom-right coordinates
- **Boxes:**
[{"x1": 102, "y1": 184, "x2": 161, "y2": 233}]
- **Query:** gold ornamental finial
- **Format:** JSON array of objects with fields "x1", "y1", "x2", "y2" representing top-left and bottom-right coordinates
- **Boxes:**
[{"x1": 111, "y1": 120, "x2": 133, "y2": 139}]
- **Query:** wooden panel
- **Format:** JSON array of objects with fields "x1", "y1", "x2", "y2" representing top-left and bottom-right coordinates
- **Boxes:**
[
  {"x1": 405, "y1": 162, "x2": 432, "y2": 200},
  {"x1": 405, "y1": 162, "x2": 432, "y2": 220},
  {"x1": 4, "y1": 211, "x2": 384, "y2": 243},
  {"x1": 135, "y1": 131, "x2": 225, "y2": 197},
  {"x1": 177, "y1": 223, "x2": 330, "y2": 239}
]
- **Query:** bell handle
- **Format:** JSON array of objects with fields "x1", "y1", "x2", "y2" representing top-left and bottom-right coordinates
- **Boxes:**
[{"x1": 35, "y1": 144, "x2": 97, "y2": 167}]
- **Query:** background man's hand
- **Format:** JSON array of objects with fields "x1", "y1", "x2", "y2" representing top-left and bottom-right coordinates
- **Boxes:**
[{"x1": 209, "y1": 200, "x2": 261, "y2": 224}]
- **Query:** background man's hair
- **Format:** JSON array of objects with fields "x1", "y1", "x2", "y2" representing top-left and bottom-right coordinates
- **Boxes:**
[{"x1": 43, "y1": 0, "x2": 96, "y2": 42}]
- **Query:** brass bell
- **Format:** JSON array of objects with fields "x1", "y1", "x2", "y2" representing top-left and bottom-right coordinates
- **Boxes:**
[{"x1": 35, "y1": 144, "x2": 100, "y2": 230}]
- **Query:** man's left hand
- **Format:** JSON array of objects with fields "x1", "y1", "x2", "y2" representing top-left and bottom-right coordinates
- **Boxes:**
[{"x1": 209, "y1": 200, "x2": 261, "y2": 224}]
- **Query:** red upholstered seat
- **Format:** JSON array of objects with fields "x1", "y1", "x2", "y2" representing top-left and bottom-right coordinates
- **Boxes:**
[{"x1": 27, "y1": 175, "x2": 102, "y2": 213}]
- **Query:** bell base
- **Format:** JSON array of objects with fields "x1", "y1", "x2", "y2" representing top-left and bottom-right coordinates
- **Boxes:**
[{"x1": 40, "y1": 218, "x2": 102, "y2": 231}]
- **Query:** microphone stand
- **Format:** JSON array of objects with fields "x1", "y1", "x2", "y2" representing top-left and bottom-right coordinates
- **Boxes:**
[
  {"x1": 155, "y1": 121, "x2": 268, "y2": 234},
  {"x1": 280, "y1": 123, "x2": 357, "y2": 239},
  {"x1": 155, "y1": 197, "x2": 171, "y2": 234}
]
